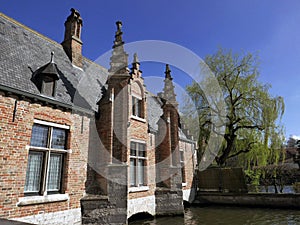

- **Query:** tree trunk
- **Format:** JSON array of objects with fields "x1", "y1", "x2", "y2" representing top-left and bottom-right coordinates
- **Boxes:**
[{"x1": 217, "y1": 135, "x2": 236, "y2": 166}]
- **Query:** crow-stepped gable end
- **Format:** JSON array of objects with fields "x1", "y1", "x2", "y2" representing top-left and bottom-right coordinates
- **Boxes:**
[{"x1": 0, "y1": 9, "x2": 197, "y2": 225}]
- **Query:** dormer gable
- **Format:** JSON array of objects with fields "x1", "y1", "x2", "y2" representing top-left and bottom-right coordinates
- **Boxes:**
[{"x1": 31, "y1": 52, "x2": 60, "y2": 97}]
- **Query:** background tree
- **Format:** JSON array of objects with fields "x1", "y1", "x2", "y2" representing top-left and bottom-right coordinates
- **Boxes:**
[
  {"x1": 184, "y1": 48, "x2": 285, "y2": 167},
  {"x1": 286, "y1": 136, "x2": 298, "y2": 147}
]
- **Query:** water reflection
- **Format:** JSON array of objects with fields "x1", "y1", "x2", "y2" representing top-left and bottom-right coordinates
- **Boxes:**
[{"x1": 129, "y1": 206, "x2": 300, "y2": 225}]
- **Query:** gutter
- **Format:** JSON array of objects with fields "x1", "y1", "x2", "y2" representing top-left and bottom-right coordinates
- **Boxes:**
[{"x1": 0, "y1": 84, "x2": 94, "y2": 116}]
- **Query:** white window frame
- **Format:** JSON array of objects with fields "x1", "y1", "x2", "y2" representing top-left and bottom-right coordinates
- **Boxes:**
[
  {"x1": 132, "y1": 95, "x2": 143, "y2": 119},
  {"x1": 130, "y1": 140, "x2": 147, "y2": 187},
  {"x1": 24, "y1": 120, "x2": 70, "y2": 196}
]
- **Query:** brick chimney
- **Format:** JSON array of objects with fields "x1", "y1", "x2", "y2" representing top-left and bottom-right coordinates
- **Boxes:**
[{"x1": 62, "y1": 8, "x2": 83, "y2": 68}]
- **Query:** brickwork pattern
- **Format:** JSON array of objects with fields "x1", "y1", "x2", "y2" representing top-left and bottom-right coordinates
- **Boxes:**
[
  {"x1": 179, "y1": 141, "x2": 196, "y2": 191},
  {"x1": 0, "y1": 93, "x2": 89, "y2": 221}
]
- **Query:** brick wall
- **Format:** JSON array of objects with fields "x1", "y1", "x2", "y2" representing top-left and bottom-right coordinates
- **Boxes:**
[
  {"x1": 179, "y1": 140, "x2": 196, "y2": 191},
  {"x1": 128, "y1": 78, "x2": 156, "y2": 199},
  {"x1": 0, "y1": 92, "x2": 89, "y2": 221}
]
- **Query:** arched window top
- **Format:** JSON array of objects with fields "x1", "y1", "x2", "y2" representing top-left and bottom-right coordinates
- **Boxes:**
[
  {"x1": 131, "y1": 81, "x2": 145, "y2": 119},
  {"x1": 131, "y1": 81, "x2": 143, "y2": 98}
]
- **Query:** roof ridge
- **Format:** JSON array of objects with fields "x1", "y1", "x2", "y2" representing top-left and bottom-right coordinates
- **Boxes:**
[
  {"x1": 0, "y1": 12, "x2": 63, "y2": 48},
  {"x1": 83, "y1": 56, "x2": 108, "y2": 72}
]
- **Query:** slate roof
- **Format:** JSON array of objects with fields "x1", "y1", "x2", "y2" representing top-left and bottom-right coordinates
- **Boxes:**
[
  {"x1": 0, "y1": 13, "x2": 108, "y2": 112},
  {"x1": 147, "y1": 93, "x2": 163, "y2": 132}
]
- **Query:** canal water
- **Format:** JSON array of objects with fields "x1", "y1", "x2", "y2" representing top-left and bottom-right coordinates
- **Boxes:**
[{"x1": 129, "y1": 206, "x2": 300, "y2": 225}]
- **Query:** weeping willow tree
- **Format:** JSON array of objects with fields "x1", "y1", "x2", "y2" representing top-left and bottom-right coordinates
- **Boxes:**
[{"x1": 184, "y1": 48, "x2": 285, "y2": 167}]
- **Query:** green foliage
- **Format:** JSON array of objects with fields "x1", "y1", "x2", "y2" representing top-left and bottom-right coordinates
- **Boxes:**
[
  {"x1": 293, "y1": 182, "x2": 300, "y2": 193},
  {"x1": 250, "y1": 165, "x2": 297, "y2": 193},
  {"x1": 184, "y1": 48, "x2": 285, "y2": 167},
  {"x1": 244, "y1": 169, "x2": 261, "y2": 186}
]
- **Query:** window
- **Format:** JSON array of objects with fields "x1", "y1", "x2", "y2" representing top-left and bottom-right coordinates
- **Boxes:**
[
  {"x1": 180, "y1": 150, "x2": 186, "y2": 183},
  {"x1": 132, "y1": 96, "x2": 143, "y2": 118},
  {"x1": 130, "y1": 142, "x2": 146, "y2": 187},
  {"x1": 24, "y1": 122, "x2": 68, "y2": 195},
  {"x1": 41, "y1": 76, "x2": 57, "y2": 97}
]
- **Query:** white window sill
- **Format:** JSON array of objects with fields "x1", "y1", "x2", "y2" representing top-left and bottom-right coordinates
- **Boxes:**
[
  {"x1": 17, "y1": 194, "x2": 69, "y2": 206},
  {"x1": 131, "y1": 115, "x2": 146, "y2": 123},
  {"x1": 182, "y1": 183, "x2": 187, "y2": 187},
  {"x1": 25, "y1": 145, "x2": 72, "y2": 153},
  {"x1": 129, "y1": 186, "x2": 149, "y2": 193}
]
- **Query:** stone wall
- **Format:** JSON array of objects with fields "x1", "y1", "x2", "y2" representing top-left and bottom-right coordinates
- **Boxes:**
[
  {"x1": 13, "y1": 208, "x2": 81, "y2": 225},
  {"x1": 127, "y1": 195, "x2": 155, "y2": 218},
  {"x1": 81, "y1": 164, "x2": 128, "y2": 225},
  {"x1": 194, "y1": 192, "x2": 300, "y2": 209},
  {"x1": 155, "y1": 188, "x2": 184, "y2": 216}
]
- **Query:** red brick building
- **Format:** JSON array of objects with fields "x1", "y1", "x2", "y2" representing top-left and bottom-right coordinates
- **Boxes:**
[{"x1": 0, "y1": 9, "x2": 197, "y2": 225}]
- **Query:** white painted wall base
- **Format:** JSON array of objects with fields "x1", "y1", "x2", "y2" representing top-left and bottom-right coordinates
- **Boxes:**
[
  {"x1": 12, "y1": 191, "x2": 194, "y2": 224},
  {"x1": 128, "y1": 195, "x2": 155, "y2": 218},
  {"x1": 12, "y1": 208, "x2": 81, "y2": 225},
  {"x1": 183, "y1": 188, "x2": 196, "y2": 203}
]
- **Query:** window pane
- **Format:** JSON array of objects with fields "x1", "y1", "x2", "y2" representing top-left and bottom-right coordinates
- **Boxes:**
[
  {"x1": 181, "y1": 162, "x2": 186, "y2": 183},
  {"x1": 24, "y1": 152, "x2": 44, "y2": 193},
  {"x1": 47, "y1": 153, "x2": 63, "y2": 192},
  {"x1": 130, "y1": 159, "x2": 136, "y2": 186},
  {"x1": 132, "y1": 96, "x2": 136, "y2": 116},
  {"x1": 138, "y1": 143, "x2": 146, "y2": 157},
  {"x1": 180, "y1": 151, "x2": 184, "y2": 162},
  {"x1": 137, "y1": 99, "x2": 142, "y2": 117},
  {"x1": 138, "y1": 159, "x2": 144, "y2": 185},
  {"x1": 132, "y1": 97, "x2": 135, "y2": 114},
  {"x1": 30, "y1": 124, "x2": 48, "y2": 147},
  {"x1": 43, "y1": 78, "x2": 54, "y2": 96},
  {"x1": 132, "y1": 97, "x2": 143, "y2": 118},
  {"x1": 130, "y1": 142, "x2": 136, "y2": 156},
  {"x1": 51, "y1": 128, "x2": 67, "y2": 149}
]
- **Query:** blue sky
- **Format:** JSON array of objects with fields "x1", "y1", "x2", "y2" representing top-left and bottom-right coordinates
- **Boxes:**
[{"x1": 2, "y1": 0, "x2": 300, "y2": 138}]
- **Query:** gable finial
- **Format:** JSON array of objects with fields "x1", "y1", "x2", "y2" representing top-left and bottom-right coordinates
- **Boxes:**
[
  {"x1": 116, "y1": 21, "x2": 122, "y2": 32},
  {"x1": 50, "y1": 51, "x2": 54, "y2": 63},
  {"x1": 109, "y1": 20, "x2": 129, "y2": 74},
  {"x1": 165, "y1": 64, "x2": 172, "y2": 79},
  {"x1": 113, "y1": 21, "x2": 124, "y2": 49},
  {"x1": 133, "y1": 53, "x2": 139, "y2": 64},
  {"x1": 131, "y1": 53, "x2": 141, "y2": 73},
  {"x1": 162, "y1": 64, "x2": 177, "y2": 105}
]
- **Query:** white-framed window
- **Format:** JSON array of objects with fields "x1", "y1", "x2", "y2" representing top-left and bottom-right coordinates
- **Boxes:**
[
  {"x1": 180, "y1": 149, "x2": 186, "y2": 183},
  {"x1": 132, "y1": 96, "x2": 143, "y2": 118},
  {"x1": 130, "y1": 141, "x2": 146, "y2": 187},
  {"x1": 24, "y1": 120, "x2": 69, "y2": 196}
]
